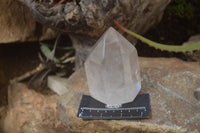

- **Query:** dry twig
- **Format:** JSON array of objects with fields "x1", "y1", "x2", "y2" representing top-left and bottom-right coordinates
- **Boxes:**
[{"x1": 9, "y1": 63, "x2": 43, "y2": 84}]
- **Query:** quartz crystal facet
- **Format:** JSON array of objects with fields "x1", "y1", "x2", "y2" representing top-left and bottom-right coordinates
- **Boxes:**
[{"x1": 85, "y1": 27, "x2": 141, "y2": 106}]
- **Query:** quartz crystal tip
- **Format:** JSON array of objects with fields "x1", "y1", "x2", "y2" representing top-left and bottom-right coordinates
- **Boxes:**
[{"x1": 85, "y1": 27, "x2": 141, "y2": 106}]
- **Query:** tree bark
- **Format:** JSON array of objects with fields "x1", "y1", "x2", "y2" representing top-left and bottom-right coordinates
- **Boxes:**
[
  {"x1": 19, "y1": 0, "x2": 171, "y2": 69},
  {"x1": 69, "y1": 34, "x2": 98, "y2": 70}
]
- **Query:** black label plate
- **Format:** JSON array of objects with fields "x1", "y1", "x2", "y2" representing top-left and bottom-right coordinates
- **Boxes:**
[{"x1": 77, "y1": 94, "x2": 150, "y2": 119}]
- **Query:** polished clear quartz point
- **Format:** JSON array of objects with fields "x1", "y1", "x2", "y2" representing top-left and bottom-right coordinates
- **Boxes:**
[{"x1": 85, "y1": 27, "x2": 141, "y2": 106}]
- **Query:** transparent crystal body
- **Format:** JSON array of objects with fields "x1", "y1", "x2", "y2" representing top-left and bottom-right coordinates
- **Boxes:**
[{"x1": 85, "y1": 27, "x2": 141, "y2": 106}]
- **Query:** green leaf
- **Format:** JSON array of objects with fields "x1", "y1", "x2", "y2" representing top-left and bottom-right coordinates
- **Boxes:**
[
  {"x1": 40, "y1": 42, "x2": 74, "y2": 51},
  {"x1": 40, "y1": 44, "x2": 60, "y2": 63},
  {"x1": 114, "y1": 21, "x2": 200, "y2": 52},
  {"x1": 62, "y1": 56, "x2": 75, "y2": 64}
]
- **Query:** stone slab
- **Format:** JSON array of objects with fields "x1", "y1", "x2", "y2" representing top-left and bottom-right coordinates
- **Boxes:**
[
  {"x1": 3, "y1": 83, "x2": 71, "y2": 133},
  {"x1": 3, "y1": 57, "x2": 200, "y2": 133},
  {"x1": 58, "y1": 57, "x2": 200, "y2": 132},
  {"x1": 0, "y1": 0, "x2": 57, "y2": 43}
]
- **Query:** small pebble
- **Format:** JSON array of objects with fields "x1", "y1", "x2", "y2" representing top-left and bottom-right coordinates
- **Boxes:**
[{"x1": 194, "y1": 88, "x2": 200, "y2": 100}]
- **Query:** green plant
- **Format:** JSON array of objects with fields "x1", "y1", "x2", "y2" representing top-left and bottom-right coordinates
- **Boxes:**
[
  {"x1": 28, "y1": 40, "x2": 75, "y2": 89},
  {"x1": 40, "y1": 43, "x2": 75, "y2": 64},
  {"x1": 114, "y1": 21, "x2": 200, "y2": 52},
  {"x1": 166, "y1": 0, "x2": 200, "y2": 19}
]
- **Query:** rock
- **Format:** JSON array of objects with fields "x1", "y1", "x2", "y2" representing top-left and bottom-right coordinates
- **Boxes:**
[
  {"x1": 0, "y1": 106, "x2": 7, "y2": 133},
  {"x1": 58, "y1": 57, "x2": 200, "y2": 132},
  {"x1": 0, "y1": 59, "x2": 7, "y2": 90},
  {"x1": 4, "y1": 58, "x2": 200, "y2": 132},
  {"x1": 183, "y1": 35, "x2": 200, "y2": 46},
  {"x1": 0, "y1": 0, "x2": 58, "y2": 43},
  {"x1": 182, "y1": 34, "x2": 200, "y2": 61},
  {"x1": 47, "y1": 76, "x2": 69, "y2": 95},
  {"x1": 194, "y1": 88, "x2": 200, "y2": 101},
  {"x1": 3, "y1": 83, "x2": 70, "y2": 133},
  {"x1": 0, "y1": 54, "x2": 8, "y2": 107}
]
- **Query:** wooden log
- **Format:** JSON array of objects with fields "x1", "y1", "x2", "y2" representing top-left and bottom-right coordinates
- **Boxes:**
[{"x1": 19, "y1": 0, "x2": 171, "y2": 69}]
